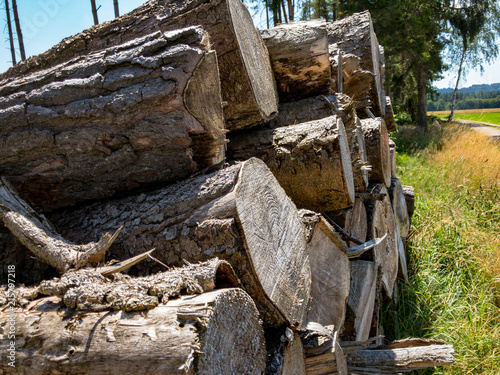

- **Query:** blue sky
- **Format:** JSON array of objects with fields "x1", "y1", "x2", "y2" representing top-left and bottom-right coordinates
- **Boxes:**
[{"x1": 2, "y1": 0, "x2": 499, "y2": 89}]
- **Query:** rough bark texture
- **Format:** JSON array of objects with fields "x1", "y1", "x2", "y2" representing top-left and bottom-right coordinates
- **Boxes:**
[
  {"x1": 346, "y1": 344, "x2": 455, "y2": 373},
  {"x1": 228, "y1": 115, "x2": 355, "y2": 212},
  {"x1": 261, "y1": 19, "x2": 332, "y2": 102},
  {"x1": 327, "y1": 11, "x2": 385, "y2": 117},
  {"x1": 0, "y1": 288, "x2": 267, "y2": 374},
  {"x1": 0, "y1": 178, "x2": 121, "y2": 274},
  {"x1": 343, "y1": 260, "x2": 378, "y2": 342},
  {"x1": 0, "y1": 0, "x2": 278, "y2": 130},
  {"x1": 47, "y1": 158, "x2": 311, "y2": 327},
  {"x1": 299, "y1": 211, "x2": 350, "y2": 331},
  {"x1": 0, "y1": 27, "x2": 226, "y2": 211},
  {"x1": 360, "y1": 118, "x2": 391, "y2": 187},
  {"x1": 388, "y1": 177, "x2": 410, "y2": 239},
  {"x1": 364, "y1": 184, "x2": 399, "y2": 297},
  {"x1": 266, "y1": 94, "x2": 369, "y2": 193}
]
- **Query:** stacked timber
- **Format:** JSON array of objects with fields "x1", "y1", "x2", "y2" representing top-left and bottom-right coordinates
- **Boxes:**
[{"x1": 0, "y1": 2, "x2": 453, "y2": 374}]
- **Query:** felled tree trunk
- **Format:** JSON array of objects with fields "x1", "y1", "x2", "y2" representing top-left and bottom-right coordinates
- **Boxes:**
[
  {"x1": 343, "y1": 260, "x2": 378, "y2": 342},
  {"x1": 261, "y1": 19, "x2": 331, "y2": 102},
  {"x1": 326, "y1": 198, "x2": 368, "y2": 247},
  {"x1": 0, "y1": 27, "x2": 226, "y2": 211},
  {"x1": 299, "y1": 211, "x2": 350, "y2": 331},
  {"x1": 0, "y1": 0, "x2": 278, "y2": 130},
  {"x1": 388, "y1": 178, "x2": 411, "y2": 239},
  {"x1": 228, "y1": 115, "x2": 355, "y2": 212},
  {"x1": 389, "y1": 139, "x2": 397, "y2": 178},
  {"x1": 364, "y1": 184, "x2": 399, "y2": 297},
  {"x1": 402, "y1": 185, "x2": 416, "y2": 221},
  {"x1": 266, "y1": 94, "x2": 369, "y2": 193},
  {"x1": 327, "y1": 11, "x2": 385, "y2": 117},
  {"x1": 360, "y1": 118, "x2": 391, "y2": 187},
  {"x1": 49, "y1": 158, "x2": 311, "y2": 327},
  {"x1": 0, "y1": 288, "x2": 267, "y2": 374},
  {"x1": 346, "y1": 343, "x2": 455, "y2": 373},
  {"x1": 281, "y1": 331, "x2": 307, "y2": 375},
  {"x1": 384, "y1": 96, "x2": 397, "y2": 132}
]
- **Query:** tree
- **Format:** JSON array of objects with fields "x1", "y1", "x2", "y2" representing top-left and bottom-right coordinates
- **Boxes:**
[
  {"x1": 4, "y1": 0, "x2": 16, "y2": 65},
  {"x1": 445, "y1": 0, "x2": 500, "y2": 120},
  {"x1": 113, "y1": 0, "x2": 119, "y2": 18},
  {"x1": 91, "y1": 0, "x2": 99, "y2": 25},
  {"x1": 11, "y1": 0, "x2": 24, "y2": 61}
]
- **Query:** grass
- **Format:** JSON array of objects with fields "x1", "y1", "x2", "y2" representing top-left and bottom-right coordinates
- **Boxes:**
[
  {"x1": 428, "y1": 108, "x2": 500, "y2": 126},
  {"x1": 383, "y1": 124, "x2": 500, "y2": 374}
]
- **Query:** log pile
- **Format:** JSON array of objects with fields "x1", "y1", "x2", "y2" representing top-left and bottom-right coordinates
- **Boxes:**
[{"x1": 0, "y1": 2, "x2": 453, "y2": 374}]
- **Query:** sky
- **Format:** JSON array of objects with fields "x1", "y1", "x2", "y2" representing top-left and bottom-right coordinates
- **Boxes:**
[{"x1": 1, "y1": 0, "x2": 499, "y2": 90}]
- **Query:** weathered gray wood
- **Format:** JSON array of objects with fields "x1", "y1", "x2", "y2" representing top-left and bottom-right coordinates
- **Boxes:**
[
  {"x1": 344, "y1": 260, "x2": 378, "y2": 342},
  {"x1": 345, "y1": 198, "x2": 368, "y2": 246},
  {"x1": 281, "y1": 331, "x2": 308, "y2": 375},
  {"x1": 336, "y1": 53, "x2": 375, "y2": 112},
  {"x1": 0, "y1": 177, "x2": 121, "y2": 274},
  {"x1": 402, "y1": 185, "x2": 415, "y2": 221},
  {"x1": 48, "y1": 158, "x2": 311, "y2": 327},
  {"x1": 346, "y1": 344, "x2": 455, "y2": 373},
  {"x1": 0, "y1": 27, "x2": 226, "y2": 211},
  {"x1": 389, "y1": 138, "x2": 397, "y2": 178},
  {"x1": 360, "y1": 118, "x2": 391, "y2": 187},
  {"x1": 384, "y1": 96, "x2": 397, "y2": 132},
  {"x1": 364, "y1": 184, "x2": 399, "y2": 297},
  {"x1": 0, "y1": 288, "x2": 267, "y2": 374},
  {"x1": 228, "y1": 115, "x2": 354, "y2": 212},
  {"x1": 0, "y1": 0, "x2": 278, "y2": 130},
  {"x1": 327, "y1": 11, "x2": 385, "y2": 117},
  {"x1": 388, "y1": 177, "x2": 411, "y2": 238},
  {"x1": 300, "y1": 325, "x2": 347, "y2": 375},
  {"x1": 261, "y1": 19, "x2": 331, "y2": 102},
  {"x1": 299, "y1": 211, "x2": 350, "y2": 331}
]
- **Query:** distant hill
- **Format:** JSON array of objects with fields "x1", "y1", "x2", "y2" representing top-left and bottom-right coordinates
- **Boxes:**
[
  {"x1": 437, "y1": 82, "x2": 500, "y2": 94},
  {"x1": 428, "y1": 82, "x2": 500, "y2": 111}
]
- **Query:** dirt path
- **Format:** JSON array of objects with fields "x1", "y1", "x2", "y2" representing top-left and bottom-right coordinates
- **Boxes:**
[{"x1": 451, "y1": 119, "x2": 500, "y2": 141}]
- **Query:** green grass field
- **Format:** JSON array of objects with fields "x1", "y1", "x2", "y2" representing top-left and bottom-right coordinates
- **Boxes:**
[
  {"x1": 428, "y1": 109, "x2": 500, "y2": 125},
  {"x1": 385, "y1": 125, "x2": 500, "y2": 374}
]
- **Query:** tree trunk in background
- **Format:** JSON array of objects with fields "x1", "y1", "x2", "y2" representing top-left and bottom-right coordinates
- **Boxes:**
[
  {"x1": 90, "y1": 0, "x2": 99, "y2": 25},
  {"x1": 287, "y1": 0, "x2": 294, "y2": 21},
  {"x1": 11, "y1": 0, "x2": 24, "y2": 61},
  {"x1": 5, "y1": 0, "x2": 17, "y2": 66},
  {"x1": 0, "y1": 28, "x2": 225, "y2": 211},
  {"x1": 449, "y1": 44, "x2": 467, "y2": 121},
  {"x1": 416, "y1": 61, "x2": 427, "y2": 128},
  {"x1": 113, "y1": 0, "x2": 119, "y2": 18},
  {"x1": 0, "y1": 289, "x2": 267, "y2": 374}
]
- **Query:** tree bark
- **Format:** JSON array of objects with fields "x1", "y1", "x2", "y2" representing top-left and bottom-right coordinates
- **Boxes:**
[
  {"x1": 0, "y1": 288, "x2": 267, "y2": 374},
  {"x1": 388, "y1": 178, "x2": 411, "y2": 239},
  {"x1": 113, "y1": 0, "x2": 119, "y2": 18},
  {"x1": 299, "y1": 211, "x2": 350, "y2": 332},
  {"x1": 0, "y1": 0, "x2": 278, "y2": 130},
  {"x1": 11, "y1": 0, "x2": 24, "y2": 61},
  {"x1": 402, "y1": 185, "x2": 415, "y2": 221},
  {"x1": 0, "y1": 27, "x2": 226, "y2": 211},
  {"x1": 346, "y1": 344, "x2": 454, "y2": 373},
  {"x1": 327, "y1": 11, "x2": 385, "y2": 117},
  {"x1": 228, "y1": 115, "x2": 355, "y2": 212},
  {"x1": 90, "y1": 0, "x2": 99, "y2": 25},
  {"x1": 4, "y1": 0, "x2": 16, "y2": 66},
  {"x1": 343, "y1": 260, "x2": 378, "y2": 342},
  {"x1": 416, "y1": 61, "x2": 427, "y2": 128},
  {"x1": 267, "y1": 94, "x2": 369, "y2": 193},
  {"x1": 261, "y1": 19, "x2": 331, "y2": 102},
  {"x1": 364, "y1": 184, "x2": 399, "y2": 297},
  {"x1": 48, "y1": 158, "x2": 311, "y2": 327},
  {"x1": 360, "y1": 118, "x2": 391, "y2": 187},
  {"x1": 0, "y1": 177, "x2": 121, "y2": 274}
]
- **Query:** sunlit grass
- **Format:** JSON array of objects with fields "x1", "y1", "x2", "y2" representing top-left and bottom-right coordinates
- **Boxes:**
[
  {"x1": 428, "y1": 109, "x2": 500, "y2": 125},
  {"x1": 383, "y1": 124, "x2": 500, "y2": 374}
]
